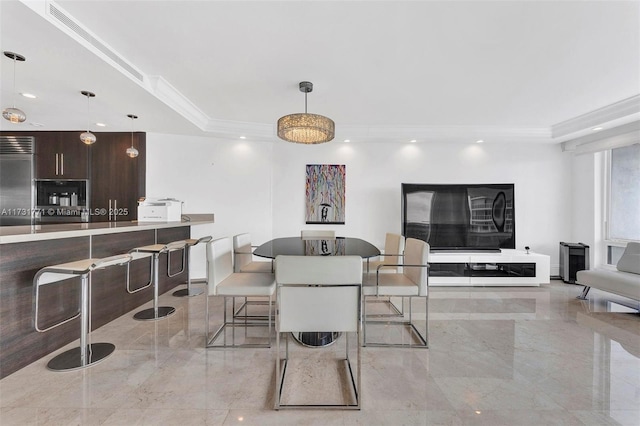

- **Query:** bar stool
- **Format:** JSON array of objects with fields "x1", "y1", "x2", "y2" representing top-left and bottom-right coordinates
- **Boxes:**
[
  {"x1": 173, "y1": 236, "x2": 213, "y2": 297},
  {"x1": 33, "y1": 254, "x2": 133, "y2": 371},
  {"x1": 128, "y1": 240, "x2": 188, "y2": 320}
]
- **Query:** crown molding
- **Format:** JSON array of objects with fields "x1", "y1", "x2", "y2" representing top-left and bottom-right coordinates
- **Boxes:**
[
  {"x1": 146, "y1": 76, "x2": 210, "y2": 130},
  {"x1": 552, "y1": 95, "x2": 640, "y2": 142},
  {"x1": 561, "y1": 120, "x2": 640, "y2": 153},
  {"x1": 203, "y1": 119, "x2": 274, "y2": 141},
  {"x1": 192, "y1": 122, "x2": 553, "y2": 144},
  {"x1": 333, "y1": 125, "x2": 552, "y2": 144}
]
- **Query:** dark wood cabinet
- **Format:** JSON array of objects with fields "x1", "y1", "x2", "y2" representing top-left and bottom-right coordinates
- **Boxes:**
[
  {"x1": 0, "y1": 130, "x2": 145, "y2": 223},
  {"x1": 90, "y1": 132, "x2": 146, "y2": 222},
  {"x1": 0, "y1": 131, "x2": 90, "y2": 179},
  {"x1": 34, "y1": 131, "x2": 90, "y2": 179}
]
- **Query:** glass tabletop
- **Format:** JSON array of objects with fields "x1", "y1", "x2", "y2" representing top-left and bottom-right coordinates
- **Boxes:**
[{"x1": 253, "y1": 236, "x2": 380, "y2": 259}]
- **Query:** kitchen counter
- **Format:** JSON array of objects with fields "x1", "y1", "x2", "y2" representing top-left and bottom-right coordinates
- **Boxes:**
[{"x1": 0, "y1": 214, "x2": 214, "y2": 244}]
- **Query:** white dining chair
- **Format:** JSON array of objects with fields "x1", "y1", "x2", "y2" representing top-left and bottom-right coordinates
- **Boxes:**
[
  {"x1": 232, "y1": 233, "x2": 274, "y2": 322},
  {"x1": 365, "y1": 232, "x2": 405, "y2": 273},
  {"x1": 364, "y1": 232, "x2": 406, "y2": 317},
  {"x1": 274, "y1": 255, "x2": 363, "y2": 410},
  {"x1": 205, "y1": 237, "x2": 275, "y2": 348},
  {"x1": 300, "y1": 229, "x2": 336, "y2": 239},
  {"x1": 233, "y1": 233, "x2": 273, "y2": 273},
  {"x1": 363, "y1": 237, "x2": 429, "y2": 348}
]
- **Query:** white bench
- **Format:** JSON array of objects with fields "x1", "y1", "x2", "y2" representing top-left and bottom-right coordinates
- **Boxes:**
[{"x1": 576, "y1": 242, "x2": 640, "y2": 303}]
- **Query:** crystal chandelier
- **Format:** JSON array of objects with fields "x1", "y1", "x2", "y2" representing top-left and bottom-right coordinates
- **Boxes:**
[
  {"x1": 126, "y1": 114, "x2": 139, "y2": 158},
  {"x1": 277, "y1": 81, "x2": 335, "y2": 144},
  {"x1": 79, "y1": 91, "x2": 97, "y2": 145},
  {"x1": 2, "y1": 51, "x2": 27, "y2": 123}
]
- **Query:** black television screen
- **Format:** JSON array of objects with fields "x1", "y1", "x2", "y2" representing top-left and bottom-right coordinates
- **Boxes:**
[{"x1": 402, "y1": 183, "x2": 515, "y2": 251}]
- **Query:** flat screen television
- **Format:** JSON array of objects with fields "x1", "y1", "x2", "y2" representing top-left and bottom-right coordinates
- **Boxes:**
[{"x1": 402, "y1": 183, "x2": 515, "y2": 252}]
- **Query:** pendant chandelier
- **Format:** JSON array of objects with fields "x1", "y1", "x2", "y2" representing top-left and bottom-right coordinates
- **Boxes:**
[
  {"x1": 126, "y1": 114, "x2": 139, "y2": 158},
  {"x1": 79, "y1": 91, "x2": 97, "y2": 145},
  {"x1": 277, "y1": 81, "x2": 335, "y2": 144},
  {"x1": 2, "y1": 51, "x2": 27, "y2": 123}
]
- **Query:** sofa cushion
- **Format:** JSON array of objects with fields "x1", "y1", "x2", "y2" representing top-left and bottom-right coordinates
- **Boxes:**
[{"x1": 616, "y1": 242, "x2": 640, "y2": 274}]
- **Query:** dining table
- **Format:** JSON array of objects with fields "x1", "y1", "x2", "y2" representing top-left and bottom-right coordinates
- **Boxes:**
[{"x1": 253, "y1": 236, "x2": 380, "y2": 347}]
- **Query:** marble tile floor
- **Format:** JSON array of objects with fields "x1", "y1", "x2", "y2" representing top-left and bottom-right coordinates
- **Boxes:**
[{"x1": 1, "y1": 280, "x2": 639, "y2": 426}]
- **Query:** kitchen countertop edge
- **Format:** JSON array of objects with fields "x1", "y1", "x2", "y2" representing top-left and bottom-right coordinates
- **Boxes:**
[{"x1": 0, "y1": 214, "x2": 214, "y2": 244}]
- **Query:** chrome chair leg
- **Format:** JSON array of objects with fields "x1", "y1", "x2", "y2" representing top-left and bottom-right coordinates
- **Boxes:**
[
  {"x1": 364, "y1": 295, "x2": 428, "y2": 348},
  {"x1": 206, "y1": 295, "x2": 272, "y2": 349}
]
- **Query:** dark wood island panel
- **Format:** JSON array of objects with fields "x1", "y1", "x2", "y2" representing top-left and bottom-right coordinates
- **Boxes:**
[{"x1": 0, "y1": 237, "x2": 90, "y2": 378}]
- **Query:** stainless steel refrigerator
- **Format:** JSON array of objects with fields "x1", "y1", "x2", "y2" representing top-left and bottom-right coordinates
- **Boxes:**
[{"x1": 0, "y1": 135, "x2": 34, "y2": 226}]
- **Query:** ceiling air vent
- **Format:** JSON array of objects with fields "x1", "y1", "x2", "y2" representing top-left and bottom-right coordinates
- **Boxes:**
[
  {"x1": 48, "y1": 2, "x2": 144, "y2": 83},
  {"x1": 0, "y1": 136, "x2": 35, "y2": 154}
]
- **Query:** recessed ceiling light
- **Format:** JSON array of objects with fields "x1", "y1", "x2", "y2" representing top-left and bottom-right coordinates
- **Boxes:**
[
  {"x1": 239, "y1": 136, "x2": 246, "y2": 139},
  {"x1": 592, "y1": 127, "x2": 603, "y2": 131},
  {"x1": 410, "y1": 139, "x2": 417, "y2": 143},
  {"x1": 344, "y1": 139, "x2": 350, "y2": 143},
  {"x1": 476, "y1": 139, "x2": 484, "y2": 143},
  {"x1": 20, "y1": 93, "x2": 36, "y2": 99},
  {"x1": 95, "y1": 122, "x2": 106, "y2": 127}
]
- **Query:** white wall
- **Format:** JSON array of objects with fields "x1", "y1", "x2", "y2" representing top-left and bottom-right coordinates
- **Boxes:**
[
  {"x1": 146, "y1": 133, "x2": 273, "y2": 278},
  {"x1": 147, "y1": 133, "x2": 573, "y2": 278}
]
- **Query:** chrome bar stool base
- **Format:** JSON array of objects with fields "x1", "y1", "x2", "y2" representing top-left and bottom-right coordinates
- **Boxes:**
[
  {"x1": 133, "y1": 306, "x2": 176, "y2": 321},
  {"x1": 34, "y1": 254, "x2": 133, "y2": 372},
  {"x1": 172, "y1": 287, "x2": 204, "y2": 297},
  {"x1": 47, "y1": 343, "x2": 115, "y2": 372}
]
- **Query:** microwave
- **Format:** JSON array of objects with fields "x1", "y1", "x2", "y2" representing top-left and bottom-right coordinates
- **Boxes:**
[{"x1": 34, "y1": 179, "x2": 89, "y2": 223}]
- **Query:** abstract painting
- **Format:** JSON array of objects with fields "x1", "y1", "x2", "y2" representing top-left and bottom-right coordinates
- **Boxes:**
[{"x1": 305, "y1": 164, "x2": 345, "y2": 224}]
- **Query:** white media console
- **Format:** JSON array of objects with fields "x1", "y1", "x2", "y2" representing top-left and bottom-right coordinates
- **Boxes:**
[{"x1": 428, "y1": 249, "x2": 550, "y2": 287}]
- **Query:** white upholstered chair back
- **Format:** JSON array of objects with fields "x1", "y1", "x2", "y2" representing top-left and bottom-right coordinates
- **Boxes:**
[
  {"x1": 403, "y1": 238, "x2": 430, "y2": 296},
  {"x1": 232, "y1": 233, "x2": 253, "y2": 272},
  {"x1": 275, "y1": 255, "x2": 362, "y2": 333},
  {"x1": 384, "y1": 233, "x2": 404, "y2": 260},
  {"x1": 300, "y1": 229, "x2": 336, "y2": 239},
  {"x1": 383, "y1": 233, "x2": 405, "y2": 270},
  {"x1": 206, "y1": 237, "x2": 234, "y2": 296}
]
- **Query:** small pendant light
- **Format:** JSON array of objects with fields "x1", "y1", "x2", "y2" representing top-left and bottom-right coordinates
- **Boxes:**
[
  {"x1": 79, "y1": 91, "x2": 97, "y2": 145},
  {"x1": 2, "y1": 51, "x2": 27, "y2": 123},
  {"x1": 126, "y1": 114, "x2": 139, "y2": 158}
]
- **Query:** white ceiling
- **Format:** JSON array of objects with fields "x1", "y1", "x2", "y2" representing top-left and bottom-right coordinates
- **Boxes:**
[{"x1": 1, "y1": 0, "x2": 639, "y2": 144}]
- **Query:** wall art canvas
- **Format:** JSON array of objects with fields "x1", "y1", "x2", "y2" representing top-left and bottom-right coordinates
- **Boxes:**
[{"x1": 305, "y1": 164, "x2": 346, "y2": 224}]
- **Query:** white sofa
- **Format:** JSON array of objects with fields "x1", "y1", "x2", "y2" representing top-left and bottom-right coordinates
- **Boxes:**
[{"x1": 576, "y1": 242, "x2": 640, "y2": 302}]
